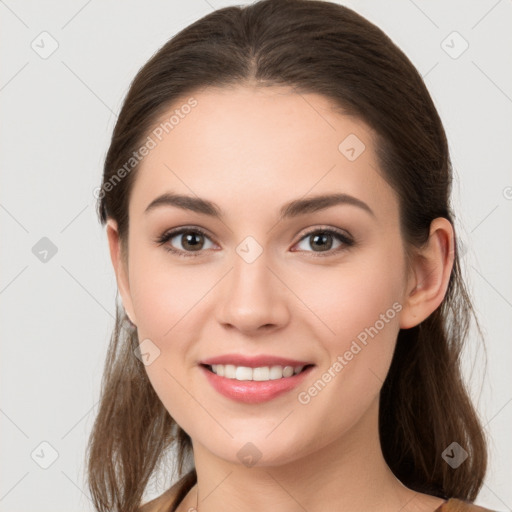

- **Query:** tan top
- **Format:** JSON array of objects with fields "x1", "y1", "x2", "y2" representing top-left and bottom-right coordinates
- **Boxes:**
[
  {"x1": 140, "y1": 489, "x2": 497, "y2": 512},
  {"x1": 435, "y1": 499, "x2": 496, "y2": 512},
  {"x1": 139, "y1": 471, "x2": 497, "y2": 512}
]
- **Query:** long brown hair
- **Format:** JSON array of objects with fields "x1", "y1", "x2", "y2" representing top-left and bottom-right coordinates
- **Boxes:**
[{"x1": 86, "y1": 1, "x2": 487, "y2": 510}]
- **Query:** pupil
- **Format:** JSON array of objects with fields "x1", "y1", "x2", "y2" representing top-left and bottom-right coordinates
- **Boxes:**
[
  {"x1": 183, "y1": 232, "x2": 203, "y2": 251},
  {"x1": 311, "y1": 233, "x2": 332, "y2": 251}
]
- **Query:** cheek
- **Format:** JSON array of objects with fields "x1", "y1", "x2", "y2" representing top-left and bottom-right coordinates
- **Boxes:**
[
  {"x1": 127, "y1": 250, "x2": 207, "y2": 430},
  {"x1": 291, "y1": 281, "x2": 403, "y2": 445},
  {"x1": 297, "y1": 248, "x2": 405, "y2": 348},
  {"x1": 298, "y1": 246, "x2": 405, "y2": 402},
  {"x1": 128, "y1": 246, "x2": 214, "y2": 339}
]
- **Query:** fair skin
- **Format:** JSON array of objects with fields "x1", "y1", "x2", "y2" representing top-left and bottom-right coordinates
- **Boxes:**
[{"x1": 107, "y1": 85, "x2": 454, "y2": 512}]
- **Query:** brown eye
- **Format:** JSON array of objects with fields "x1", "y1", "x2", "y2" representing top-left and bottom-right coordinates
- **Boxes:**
[
  {"x1": 156, "y1": 227, "x2": 216, "y2": 258},
  {"x1": 293, "y1": 228, "x2": 354, "y2": 255},
  {"x1": 178, "y1": 231, "x2": 206, "y2": 251},
  {"x1": 308, "y1": 232, "x2": 334, "y2": 251}
]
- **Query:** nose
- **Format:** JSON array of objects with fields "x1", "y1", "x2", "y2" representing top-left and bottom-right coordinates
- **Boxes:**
[{"x1": 216, "y1": 252, "x2": 290, "y2": 334}]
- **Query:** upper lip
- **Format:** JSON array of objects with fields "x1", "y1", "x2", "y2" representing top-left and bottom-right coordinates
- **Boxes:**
[{"x1": 200, "y1": 354, "x2": 314, "y2": 368}]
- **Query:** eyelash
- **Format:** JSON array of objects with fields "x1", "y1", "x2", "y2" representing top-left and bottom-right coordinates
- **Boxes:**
[{"x1": 155, "y1": 226, "x2": 355, "y2": 259}]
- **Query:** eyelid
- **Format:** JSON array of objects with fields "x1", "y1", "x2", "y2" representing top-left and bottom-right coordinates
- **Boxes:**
[{"x1": 294, "y1": 225, "x2": 352, "y2": 242}]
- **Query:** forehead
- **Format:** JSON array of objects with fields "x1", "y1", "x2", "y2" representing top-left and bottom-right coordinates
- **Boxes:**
[{"x1": 130, "y1": 85, "x2": 399, "y2": 223}]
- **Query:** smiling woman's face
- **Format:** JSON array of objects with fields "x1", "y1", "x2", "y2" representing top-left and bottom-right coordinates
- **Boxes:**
[{"x1": 108, "y1": 84, "x2": 415, "y2": 466}]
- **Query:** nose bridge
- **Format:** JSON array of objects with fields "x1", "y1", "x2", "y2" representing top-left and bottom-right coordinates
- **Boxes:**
[{"x1": 216, "y1": 240, "x2": 289, "y2": 331}]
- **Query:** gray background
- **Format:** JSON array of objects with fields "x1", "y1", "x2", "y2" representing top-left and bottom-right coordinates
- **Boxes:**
[{"x1": 1, "y1": 1, "x2": 511, "y2": 511}]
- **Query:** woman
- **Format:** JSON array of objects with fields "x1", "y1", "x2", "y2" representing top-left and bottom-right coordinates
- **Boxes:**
[{"x1": 86, "y1": 1, "x2": 495, "y2": 511}]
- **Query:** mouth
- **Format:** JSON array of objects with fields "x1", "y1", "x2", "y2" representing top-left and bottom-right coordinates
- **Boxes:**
[
  {"x1": 200, "y1": 363, "x2": 314, "y2": 381},
  {"x1": 199, "y1": 362, "x2": 315, "y2": 404}
]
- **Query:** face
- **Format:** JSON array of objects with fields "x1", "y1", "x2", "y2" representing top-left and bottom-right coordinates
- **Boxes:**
[{"x1": 111, "y1": 85, "x2": 414, "y2": 466}]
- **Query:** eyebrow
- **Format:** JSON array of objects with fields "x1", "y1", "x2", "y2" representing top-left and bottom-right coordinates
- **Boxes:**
[{"x1": 144, "y1": 192, "x2": 375, "y2": 219}]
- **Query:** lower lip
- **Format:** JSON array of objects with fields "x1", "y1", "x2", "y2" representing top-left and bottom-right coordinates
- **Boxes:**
[{"x1": 200, "y1": 365, "x2": 314, "y2": 404}]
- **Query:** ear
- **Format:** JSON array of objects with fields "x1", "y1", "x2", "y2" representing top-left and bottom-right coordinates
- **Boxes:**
[
  {"x1": 106, "y1": 219, "x2": 137, "y2": 326},
  {"x1": 399, "y1": 217, "x2": 455, "y2": 329}
]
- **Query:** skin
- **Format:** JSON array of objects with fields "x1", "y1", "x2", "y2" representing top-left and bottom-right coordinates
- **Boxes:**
[{"x1": 107, "y1": 85, "x2": 454, "y2": 512}]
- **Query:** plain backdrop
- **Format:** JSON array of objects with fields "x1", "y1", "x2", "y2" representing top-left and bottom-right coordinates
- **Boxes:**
[{"x1": 1, "y1": 1, "x2": 511, "y2": 511}]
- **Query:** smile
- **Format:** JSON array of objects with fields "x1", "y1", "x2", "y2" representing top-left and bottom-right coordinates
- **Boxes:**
[
  {"x1": 205, "y1": 363, "x2": 309, "y2": 381},
  {"x1": 200, "y1": 363, "x2": 314, "y2": 404}
]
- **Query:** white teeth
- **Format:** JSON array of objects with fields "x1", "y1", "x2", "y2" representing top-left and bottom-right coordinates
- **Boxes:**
[
  {"x1": 209, "y1": 364, "x2": 306, "y2": 381},
  {"x1": 269, "y1": 365, "x2": 283, "y2": 380},
  {"x1": 235, "y1": 366, "x2": 253, "y2": 381},
  {"x1": 253, "y1": 366, "x2": 270, "y2": 381},
  {"x1": 224, "y1": 364, "x2": 236, "y2": 379},
  {"x1": 282, "y1": 366, "x2": 294, "y2": 377}
]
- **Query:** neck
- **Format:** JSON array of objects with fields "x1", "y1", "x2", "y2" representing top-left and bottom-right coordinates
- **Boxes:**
[{"x1": 185, "y1": 397, "x2": 426, "y2": 512}]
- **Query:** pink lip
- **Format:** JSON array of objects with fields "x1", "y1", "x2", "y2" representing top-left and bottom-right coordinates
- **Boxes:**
[
  {"x1": 199, "y1": 364, "x2": 314, "y2": 404},
  {"x1": 200, "y1": 353, "x2": 313, "y2": 368}
]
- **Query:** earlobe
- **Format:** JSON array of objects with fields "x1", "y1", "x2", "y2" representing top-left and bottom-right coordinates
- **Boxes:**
[
  {"x1": 106, "y1": 219, "x2": 137, "y2": 326},
  {"x1": 399, "y1": 218, "x2": 455, "y2": 329}
]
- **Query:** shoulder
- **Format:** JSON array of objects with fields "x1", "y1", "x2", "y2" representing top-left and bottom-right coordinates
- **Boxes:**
[
  {"x1": 138, "y1": 470, "x2": 196, "y2": 512},
  {"x1": 138, "y1": 485, "x2": 180, "y2": 512},
  {"x1": 439, "y1": 498, "x2": 498, "y2": 512}
]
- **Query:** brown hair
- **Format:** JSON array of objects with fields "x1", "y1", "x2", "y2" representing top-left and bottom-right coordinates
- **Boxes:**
[{"x1": 87, "y1": 1, "x2": 487, "y2": 510}]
